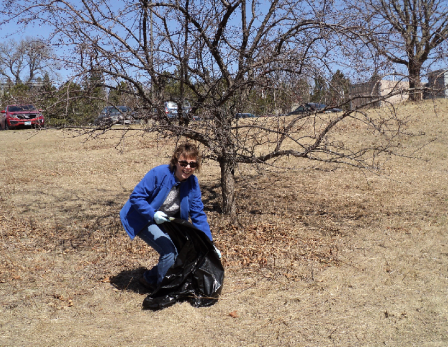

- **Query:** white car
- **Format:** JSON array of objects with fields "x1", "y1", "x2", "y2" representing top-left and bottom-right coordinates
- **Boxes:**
[{"x1": 164, "y1": 101, "x2": 191, "y2": 119}]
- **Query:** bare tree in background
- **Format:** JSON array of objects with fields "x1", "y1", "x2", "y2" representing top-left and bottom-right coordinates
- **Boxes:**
[
  {"x1": 24, "y1": 38, "x2": 53, "y2": 82},
  {"x1": 0, "y1": 39, "x2": 25, "y2": 84},
  {"x1": 2, "y1": 0, "x2": 417, "y2": 215},
  {"x1": 0, "y1": 37, "x2": 54, "y2": 84},
  {"x1": 347, "y1": 0, "x2": 448, "y2": 101}
]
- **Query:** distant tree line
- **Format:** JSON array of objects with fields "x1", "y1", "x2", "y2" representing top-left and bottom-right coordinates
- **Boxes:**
[{"x1": 0, "y1": 42, "x2": 352, "y2": 125}]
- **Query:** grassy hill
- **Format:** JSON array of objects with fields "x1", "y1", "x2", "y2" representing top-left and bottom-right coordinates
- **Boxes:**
[{"x1": 1, "y1": 99, "x2": 448, "y2": 346}]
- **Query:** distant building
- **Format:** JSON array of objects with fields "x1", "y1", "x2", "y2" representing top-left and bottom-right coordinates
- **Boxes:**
[
  {"x1": 349, "y1": 79, "x2": 409, "y2": 109},
  {"x1": 426, "y1": 69, "x2": 448, "y2": 99}
]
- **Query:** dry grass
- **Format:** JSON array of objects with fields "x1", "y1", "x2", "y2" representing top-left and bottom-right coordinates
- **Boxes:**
[{"x1": 1, "y1": 99, "x2": 448, "y2": 346}]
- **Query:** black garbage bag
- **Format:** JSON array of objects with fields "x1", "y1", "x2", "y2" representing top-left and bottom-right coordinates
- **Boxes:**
[{"x1": 142, "y1": 218, "x2": 224, "y2": 310}]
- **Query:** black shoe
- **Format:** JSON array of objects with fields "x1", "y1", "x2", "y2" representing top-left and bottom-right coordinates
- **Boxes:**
[{"x1": 139, "y1": 276, "x2": 157, "y2": 293}]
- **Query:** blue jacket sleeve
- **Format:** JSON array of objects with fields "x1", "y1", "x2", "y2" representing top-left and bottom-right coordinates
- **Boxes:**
[
  {"x1": 189, "y1": 176, "x2": 213, "y2": 241},
  {"x1": 129, "y1": 170, "x2": 157, "y2": 223}
]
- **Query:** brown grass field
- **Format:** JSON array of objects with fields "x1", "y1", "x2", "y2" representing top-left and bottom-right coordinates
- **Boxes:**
[{"x1": 1, "y1": 100, "x2": 448, "y2": 346}]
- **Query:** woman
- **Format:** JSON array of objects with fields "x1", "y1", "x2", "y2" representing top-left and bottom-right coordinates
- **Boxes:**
[{"x1": 120, "y1": 143, "x2": 219, "y2": 291}]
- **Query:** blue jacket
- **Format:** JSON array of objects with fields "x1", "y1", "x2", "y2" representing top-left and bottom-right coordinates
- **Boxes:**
[{"x1": 120, "y1": 164, "x2": 212, "y2": 241}]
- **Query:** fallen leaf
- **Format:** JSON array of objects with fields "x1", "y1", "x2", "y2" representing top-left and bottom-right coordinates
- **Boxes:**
[{"x1": 228, "y1": 310, "x2": 238, "y2": 318}]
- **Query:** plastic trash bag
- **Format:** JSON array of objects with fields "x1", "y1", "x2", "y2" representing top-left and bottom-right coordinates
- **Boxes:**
[{"x1": 142, "y1": 218, "x2": 224, "y2": 310}]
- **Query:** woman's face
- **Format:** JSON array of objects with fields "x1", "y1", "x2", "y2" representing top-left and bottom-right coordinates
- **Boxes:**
[{"x1": 174, "y1": 154, "x2": 197, "y2": 181}]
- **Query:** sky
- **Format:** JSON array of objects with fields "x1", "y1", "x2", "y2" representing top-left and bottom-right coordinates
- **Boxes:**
[
  {"x1": 1, "y1": 1, "x2": 447, "y2": 87},
  {"x1": 0, "y1": 19, "x2": 71, "y2": 84}
]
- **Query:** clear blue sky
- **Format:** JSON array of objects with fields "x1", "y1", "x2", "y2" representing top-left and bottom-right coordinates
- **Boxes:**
[
  {"x1": 0, "y1": 19, "x2": 71, "y2": 83},
  {"x1": 1, "y1": 2, "x2": 446, "y2": 86}
]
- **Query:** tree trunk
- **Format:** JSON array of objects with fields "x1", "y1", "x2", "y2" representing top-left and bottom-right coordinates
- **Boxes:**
[
  {"x1": 409, "y1": 64, "x2": 423, "y2": 101},
  {"x1": 219, "y1": 157, "x2": 236, "y2": 216}
]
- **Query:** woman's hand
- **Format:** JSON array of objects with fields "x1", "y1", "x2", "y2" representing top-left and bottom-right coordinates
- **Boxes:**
[{"x1": 154, "y1": 211, "x2": 170, "y2": 224}]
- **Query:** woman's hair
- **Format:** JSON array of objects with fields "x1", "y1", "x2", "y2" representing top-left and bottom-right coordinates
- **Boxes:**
[{"x1": 169, "y1": 142, "x2": 202, "y2": 173}]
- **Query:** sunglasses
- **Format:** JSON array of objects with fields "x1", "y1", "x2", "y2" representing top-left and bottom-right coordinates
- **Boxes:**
[{"x1": 178, "y1": 160, "x2": 198, "y2": 168}]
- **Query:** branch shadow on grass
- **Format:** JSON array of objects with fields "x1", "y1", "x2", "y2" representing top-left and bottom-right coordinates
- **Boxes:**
[
  {"x1": 200, "y1": 182, "x2": 222, "y2": 213},
  {"x1": 109, "y1": 266, "x2": 153, "y2": 294}
]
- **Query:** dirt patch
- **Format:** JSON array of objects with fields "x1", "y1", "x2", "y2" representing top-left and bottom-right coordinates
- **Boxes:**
[{"x1": 1, "y1": 100, "x2": 448, "y2": 346}]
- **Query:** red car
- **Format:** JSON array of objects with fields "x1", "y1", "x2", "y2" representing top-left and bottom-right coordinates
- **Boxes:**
[{"x1": 0, "y1": 104, "x2": 45, "y2": 130}]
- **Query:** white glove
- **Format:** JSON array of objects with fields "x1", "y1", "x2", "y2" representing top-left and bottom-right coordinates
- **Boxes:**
[
  {"x1": 154, "y1": 211, "x2": 170, "y2": 224},
  {"x1": 214, "y1": 245, "x2": 221, "y2": 259}
]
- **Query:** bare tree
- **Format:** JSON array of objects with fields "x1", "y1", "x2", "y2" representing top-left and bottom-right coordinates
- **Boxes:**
[
  {"x1": 2, "y1": 0, "x2": 416, "y2": 215},
  {"x1": 0, "y1": 37, "x2": 54, "y2": 84},
  {"x1": 347, "y1": 0, "x2": 448, "y2": 100},
  {"x1": 0, "y1": 39, "x2": 24, "y2": 83},
  {"x1": 24, "y1": 38, "x2": 53, "y2": 82}
]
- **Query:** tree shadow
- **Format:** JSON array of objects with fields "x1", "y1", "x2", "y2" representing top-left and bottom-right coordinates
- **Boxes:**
[
  {"x1": 200, "y1": 182, "x2": 222, "y2": 213},
  {"x1": 109, "y1": 266, "x2": 152, "y2": 294}
]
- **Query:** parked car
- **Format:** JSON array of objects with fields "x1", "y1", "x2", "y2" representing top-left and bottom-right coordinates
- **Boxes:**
[
  {"x1": 94, "y1": 106, "x2": 135, "y2": 125},
  {"x1": 0, "y1": 104, "x2": 45, "y2": 130},
  {"x1": 288, "y1": 103, "x2": 342, "y2": 116},
  {"x1": 164, "y1": 100, "x2": 191, "y2": 119},
  {"x1": 235, "y1": 113, "x2": 258, "y2": 119}
]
